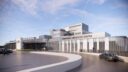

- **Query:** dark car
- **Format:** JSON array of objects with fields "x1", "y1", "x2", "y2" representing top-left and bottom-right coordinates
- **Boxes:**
[
  {"x1": 0, "y1": 48, "x2": 13, "y2": 55},
  {"x1": 99, "y1": 52, "x2": 119, "y2": 62}
]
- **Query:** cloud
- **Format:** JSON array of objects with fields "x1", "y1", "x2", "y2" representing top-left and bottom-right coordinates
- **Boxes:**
[
  {"x1": 96, "y1": 15, "x2": 128, "y2": 25},
  {"x1": 71, "y1": 8, "x2": 93, "y2": 16},
  {"x1": 89, "y1": 15, "x2": 128, "y2": 32},
  {"x1": 0, "y1": 0, "x2": 5, "y2": 7},
  {"x1": 73, "y1": 7, "x2": 128, "y2": 27},
  {"x1": 116, "y1": 3, "x2": 128, "y2": 8},
  {"x1": 87, "y1": 0, "x2": 106, "y2": 5},
  {"x1": 11, "y1": 0, "x2": 79, "y2": 15},
  {"x1": 12, "y1": 0, "x2": 37, "y2": 15},
  {"x1": 113, "y1": 2, "x2": 128, "y2": 8},
  {"x1": 70, "y1": 8, "x2": 128, "y2": 33},
  {"x1": 42, "y1": 0, "x2": 79, "y2": 14}
]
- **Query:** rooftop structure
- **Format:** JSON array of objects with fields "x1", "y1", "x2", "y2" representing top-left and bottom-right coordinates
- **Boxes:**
[{"x1": 65, "y1": 23, "x2": 89, "y2": 35}]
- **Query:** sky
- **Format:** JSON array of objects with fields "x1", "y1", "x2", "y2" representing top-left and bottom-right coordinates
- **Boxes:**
[{"x1": 0, "y1": 0, "x2": 128, "y2": 45}]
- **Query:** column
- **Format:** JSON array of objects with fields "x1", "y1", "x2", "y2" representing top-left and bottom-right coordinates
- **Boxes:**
[
  {"x1": 125, "y1": 38, "x2": 127, "y2": 51},
  {"x1": 62, "y1": 40, "x2": 64, "y2": 52},
  {"x1": 16, "y1": 38, "x2": 23, "y2": 50},
  {"x1": 125, "y1": 39, "x2": 127, "y2": 51},
  {"x1": 105, "y1": 37, "x2": 109, "y2": 52},
  {"x1": 73, "y1": 40, "x2": 76, "y2": 52},
  {"x1": 69, "y1": 40, "x2": 72, "y2": 53},
  {"x1": 83, "y1": 39, "x2": 87, "y2": 52},
  {"x1": 66, "y1": 40, "x2": 68, "y2": 52},
  {"x1": 97, "y1": 39, "x2": 99, "y2": 52},
  {"x1": 77, "y1": 40, "x2": 80, "y2": 52},
  {"x1": 58, "y1": 41, "x2": 61, "y2": 52},
  {"x1": 89, "y1": 39, "x2": 93, "y2": 52}
]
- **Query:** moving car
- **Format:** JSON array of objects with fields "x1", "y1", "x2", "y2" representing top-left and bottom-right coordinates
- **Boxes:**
[
  {"x1": 0, "y1": 48, "x2": 13, "y2": 55},
  {"x1": 99, "y1": 52, "x2": 119, "y2": 62}
]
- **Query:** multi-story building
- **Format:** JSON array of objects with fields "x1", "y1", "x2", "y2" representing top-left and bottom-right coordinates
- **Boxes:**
[
  {"x1": 51, "y1": 29, "x2": 66, "y2": 38},
  {"x1": 6, "y1": 23, "x2": 128, "y2": 56},
  {"x1": 59, "y1": 33, "x2": 128, "y2": 53},
  {"x1": 65, "y1": 23, "x2": 89, "y2": 35},
  {"x1": 53, "y1": 23, "x2": 128, "y2": 56},
  {"x1": 49, "y1": 29, "x2": 65, "y2": 51}
]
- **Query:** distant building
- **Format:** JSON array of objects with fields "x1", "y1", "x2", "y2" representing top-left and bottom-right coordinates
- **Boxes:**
[
  {"x1": 4, "y1": 41, "x2": 16, "y2": 49},
  {"x1": 0, "y1": 46, "x2": 4, "y2": 48}
]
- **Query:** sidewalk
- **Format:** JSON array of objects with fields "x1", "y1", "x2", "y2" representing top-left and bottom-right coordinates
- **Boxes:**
[{"x1": 81, "y1": 52, "x2": 101, "y2": 56}]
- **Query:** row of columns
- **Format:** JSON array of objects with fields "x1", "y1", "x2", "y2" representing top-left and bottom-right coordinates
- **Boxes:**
[{"x1": 59, "y1": 38, "x2": 108, "y2": 53}]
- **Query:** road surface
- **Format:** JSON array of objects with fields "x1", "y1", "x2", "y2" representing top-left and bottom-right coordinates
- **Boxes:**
[
  {"x1": 68, "y1": 53, "x2": 128, "y2": 72},
  {"x1": 0, "y1": 51, "x2": 67, "y2": 72}
]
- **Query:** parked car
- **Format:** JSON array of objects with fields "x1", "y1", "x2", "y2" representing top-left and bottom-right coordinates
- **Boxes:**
[
  {"x1": 99, "y1": 52, "x2": 120, "y2": 62},
  {"x1": 0, "y1": 48, "x2": 13, "y2": 55}
]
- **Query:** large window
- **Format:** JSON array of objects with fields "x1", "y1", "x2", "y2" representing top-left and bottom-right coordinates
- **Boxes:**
[
  {"x1": 68, "y1": 41, "x2": 70, "y2": 52},
  {"x1": 99, "y1": 41, "x2": 105, "y2": 52},
  {"x1": 80, "y1": 41, "x2": 83, "y2": 52},
  {"x1": 75, "y1": 41, "x2": 77, "y2": 51},
  {"x1": 71, "y1": 41, "x2": 74, "y2": 52},
  {"x1": 109, "y1": 41, "x2": 120, "y2": 53},
  {"x1": 64, "y1": 42, "x2": 67, "y2": 52},
  {"x1": 87, "y1": 42, "x2": 89, "y2": 52},
  {"x1": 93, "y1": 42, "x2": 97, "y2": 52}
]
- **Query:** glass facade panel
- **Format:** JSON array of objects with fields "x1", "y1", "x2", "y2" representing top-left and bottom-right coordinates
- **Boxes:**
[{"x1": 99, "y1": 41, "x2": 105, "y2": 52}]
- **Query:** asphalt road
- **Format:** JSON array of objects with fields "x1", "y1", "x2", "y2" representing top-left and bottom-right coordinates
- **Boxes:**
[
  {"x1": 68, "y1": 53, "x2": 128, "y2": 72},
  {"x1": 0, "y1": 51, "x2": 67, "y2": 72},
  {"x1": 1, "y1": 51, "x2": 128, "y2": 72}
]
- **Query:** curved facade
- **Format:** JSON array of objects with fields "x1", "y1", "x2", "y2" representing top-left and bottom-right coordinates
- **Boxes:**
[
  {"x1": 14, "y1": 23, "x2": 128, "y2": 56},
  {"x1": 60, "y1": 36, "x2": 128, "y2": 52}
]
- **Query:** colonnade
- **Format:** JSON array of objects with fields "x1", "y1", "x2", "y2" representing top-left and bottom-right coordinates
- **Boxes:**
[{"x1": 59, "y1": 38, "x2": 106, "y2": 53}]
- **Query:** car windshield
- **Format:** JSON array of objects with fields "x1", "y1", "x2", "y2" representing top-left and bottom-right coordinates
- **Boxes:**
[
  {"x1": 107, "y1": 53, "x2": 115, "y2": 56},
  {"x1": 102, "y1": 52, "x2": 115, "y2": 56}
]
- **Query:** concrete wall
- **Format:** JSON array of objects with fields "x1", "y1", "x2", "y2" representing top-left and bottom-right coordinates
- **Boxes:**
[{"x1": 17, "y1": 52, "x2": 82, "y2": 72}]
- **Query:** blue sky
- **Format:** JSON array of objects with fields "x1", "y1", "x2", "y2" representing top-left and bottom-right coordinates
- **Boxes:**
[{"x1": 0, "y1": 0, "x2": 128, "y2": 45}]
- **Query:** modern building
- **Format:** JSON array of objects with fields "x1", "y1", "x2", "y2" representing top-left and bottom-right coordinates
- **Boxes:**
[
  {"x1": 51, "y1": 29, "x2": 67, "y2": 38},
  {"x1": 4, "y1": 41, "x2": 16, "y2": 49},
  {"x1": 65, "y1": 23, "x2": 89, "y2": 35},
  {"x1": 15, "y1": 36, "x2": 49, "y2": 50},
  {"x1": 59, "y1": 33, "x2": 128, "y2": 53},
  {"x1": 5, "y1": 23, "x2": 128, "y2": 56},
  {"x1": 53, "y1": 23, "x2": 128, "y2": 56}
]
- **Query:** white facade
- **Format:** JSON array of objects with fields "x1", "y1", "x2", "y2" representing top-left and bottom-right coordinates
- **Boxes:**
[
  {"x1": 60, "y1": 35, "x2": 128, "y2": 53},
  {"x1": 16, "y1": 38, "x2": 23, "y2": 50},
  {"x1": 14, "y1": 23, "x2": 128, "y2": 55},
  {"x1": 15, "y1": 37, "x2": 46, "y2": 50},
  {"x1": 58, "y1": 23, "x2": 128, "y2": 53},
  {"x1": 65, "y1": 23, "x2": 89, "y2": 35},
  {"x1": 51, "y1": 29, "x2": 66, "y2": 38}
]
